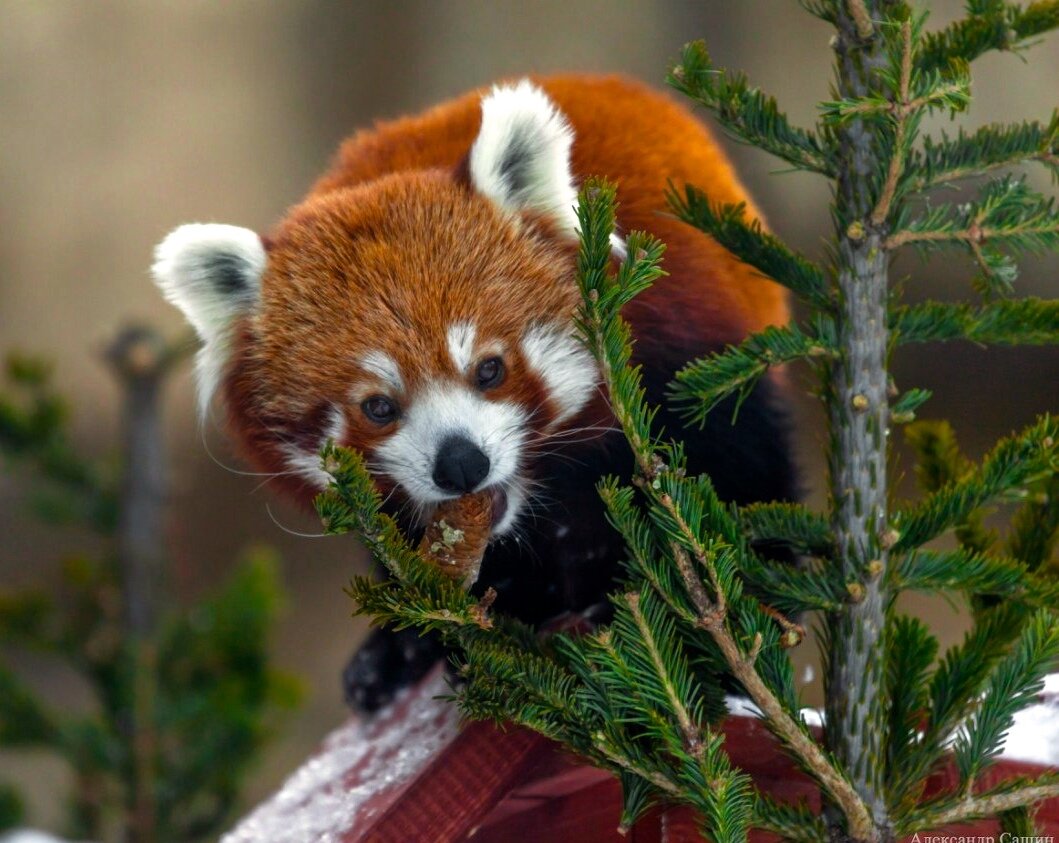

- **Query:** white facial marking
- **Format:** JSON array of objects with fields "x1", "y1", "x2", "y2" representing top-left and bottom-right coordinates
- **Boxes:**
[
  {"x1": 359, "y1": 350, "x2": 404, "y2": 394},
  {"x1": 284, "y1": 405, "x2": 346, "y2": 488},
  {"x1": 447, "y1": 322, "x2": 477, "y2": 373},
  {"x1": 375, "y1": 383, "x2": 528, "y2": 532},
  {"x1": 521, "y1": 323, "x2": 598, "y2": 427}
]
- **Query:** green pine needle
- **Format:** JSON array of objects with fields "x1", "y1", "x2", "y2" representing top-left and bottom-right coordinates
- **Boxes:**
[
  {"x1": 665, "y1": 187, "x2": 832, "y2": 310},
  {"x1": 753, "y1": 794, "x2": 829, "y2": 843},
  {"x1": 892, "y1": 298, "x2": 1059, "y2": 346},
  {"x1": 889, "y1": 176, "x2": 1059, "y2": 263},
  {"x1": 884, "y1": 615, "x2": 938, "y2": 804},
  {"x1": 668, "y1": 41, "x2": 832, "y2": 176},
  {"x1": 669, "y1": 322, "x2": 832, "y2": 426},
  {"x1": 893, "y1": 416, "x2": 1059, "y2": 552},
  {"x1": 918, "y1": 1, "x2": 1059, "y2": 74},
  {"x1": 739, "y1": 501, "x2": 835, "y2": 559},
  {"x1": 906, "y1": 112, "x2": 1059, "y2": 193},
  {"x1": 953, "y1": 608, "x2": 1059, "y2": 784}
]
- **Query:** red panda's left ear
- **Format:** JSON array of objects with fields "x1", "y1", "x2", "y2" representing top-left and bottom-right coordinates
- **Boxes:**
[
  {"x1": 151, "y1": 223, "x2": 265, "y2": 417},
  {"x1": 468, "y1": 80, "x2": 580, "y2": 239}
]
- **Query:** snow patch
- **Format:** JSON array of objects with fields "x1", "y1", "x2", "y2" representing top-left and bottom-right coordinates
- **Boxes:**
[
  {"x1": 221, "y1": 668, "x2": 460, "y2": 843},
  {"x1": 725, "y1": 672, "x2": 1059, "y2": 765}
]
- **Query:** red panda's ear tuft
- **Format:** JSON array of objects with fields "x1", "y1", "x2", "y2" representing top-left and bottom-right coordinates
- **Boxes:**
[
  {"x1": 468, "y1": 80, "x2": 579, "y2": 239},
  {"x1": 151, "y1": 223, "x2": 265, "y2": 417}
]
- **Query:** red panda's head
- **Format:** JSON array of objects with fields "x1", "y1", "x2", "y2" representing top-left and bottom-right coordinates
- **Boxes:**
[{"x1": 152, "y1": 81, "x2": 617, "y2": 534}]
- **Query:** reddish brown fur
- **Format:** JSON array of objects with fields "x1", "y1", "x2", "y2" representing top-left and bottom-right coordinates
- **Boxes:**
[{"x1": 223, "y1": 75, "x2": 789, "y2": 501}]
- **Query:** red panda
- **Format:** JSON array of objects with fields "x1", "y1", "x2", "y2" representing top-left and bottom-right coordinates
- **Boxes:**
[{"x1": 152, "y1": 75, "x2": 796, "y2": 711}]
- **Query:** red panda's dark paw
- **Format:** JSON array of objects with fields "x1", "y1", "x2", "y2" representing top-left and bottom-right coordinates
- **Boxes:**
[{"x1": 342, "y1": 626, "x2": 446, "y2": 714}]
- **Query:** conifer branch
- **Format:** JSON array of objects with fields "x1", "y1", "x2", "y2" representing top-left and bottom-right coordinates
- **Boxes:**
[
  {"x1": 665, "y1": 187, "x2": 833, "y2": 310},
  {"x1": 892, "y1": 416, "x2": 1059, "y2": 552},
  {"x1": 670, "y1": 323, "x2": 832, "y2": 426},
  {"x1": 953, "y1": 609, "x2": 1059, "y2": 787},
  {"x1": 917, "y1": 1, "x2": 1059, "y2": 74},
  {"x1": 897, "y1": 773, "x2": 1059, "y2": 833},
  {"x1": 739, "y1": 502, "x2": 836, "y2": 559},
  {"x1": 668, "y1": 42, "x2": 833, "y2": 176},
  {"x1": 905, "y1": 113, "x2": 1059, "y2": 193},
  {"x1": 576, "y1": 181, "x2": 876, "y2": 842},
  {"x1": 871, "y1": 18, "x2": 914, "y2": 226},
  {"x1": 891, "y1": 298, "x2": 1059, "y2": 346},
  {"x1": 753, "y1": 795, "x2": 830, "y2": 843},
  {"x1": 892, "y1": 548, "x2": 1059, "y2": 607},
  {"x1": 848, "y1": 0, "x2": 876, "y2": 40},
  {"x1": 886, "y1": 175, "x2": 1059, "y2": 251},
  {"x1": 624, "y1": 591, "x2": 704, "y2": 761}
]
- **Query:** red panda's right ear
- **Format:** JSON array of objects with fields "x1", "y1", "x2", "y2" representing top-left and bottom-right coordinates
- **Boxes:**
[{"x1": 151, "y1": 223, "x2": 265, "y2": 417}]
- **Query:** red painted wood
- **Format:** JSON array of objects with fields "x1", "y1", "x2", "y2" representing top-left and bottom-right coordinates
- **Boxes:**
[
  {"x1": 226, "y1": 666, "x2": 1059, "y2": 843},
  {"x1": 349, "y1": 722, "x2": 552, "y2": 842}
]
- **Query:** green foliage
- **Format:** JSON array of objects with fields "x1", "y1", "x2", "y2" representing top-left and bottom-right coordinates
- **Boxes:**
[
  {"x1": 667, "y1": 41, "x2": 832, "y2": 175},
  {"x1": 893, "y1": 298, "x2": 1059, "y2": 345},
  {"x1": 665, "y1": 188, "x2": 832, "y2": 310},
  {"x1": 906, "y1": 112, "x2": 1059, "y2": 192},
  {"x1": 917, "y1": 1, "x2": 1059, "y2": 73},
  {"x1": 0, "y1": 359, "x2": 299, "y2": 842},
  {"x1": 0, "y1": 783, "x2": 24, "y2": 833},
  {"x1": 0, "y1": 354, "x2": 117, "y2": 532},
  {"x1": 321, "y1": 5, "x2": 1059, "y2": 841},
  {"x1": 738, "y1": 502, "x2": 835, "y2": 559},
  {"x1": 896, "y1": 174, "x2": 1059, "y2": 253},
  {"x1": 670, "y1": 322, "x2": 832, "y2": 426},
  {"x1": 953, "y1": 609, "x2": 1059, "y2": 785},
  {"x1": 894, "y1": 416, "x2": 1058, "y2": 552}
]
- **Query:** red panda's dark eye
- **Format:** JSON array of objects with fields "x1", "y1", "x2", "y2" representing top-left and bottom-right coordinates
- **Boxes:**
[
  {"x1": 475, "y1": 357, "x2": 505, "y2": 390},
  {"x1": 361, "y1": 395, "x2": 398, "y2": 425}
]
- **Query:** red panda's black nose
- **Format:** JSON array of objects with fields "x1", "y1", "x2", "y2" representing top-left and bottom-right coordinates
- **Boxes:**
[{"x1": 433, "y1": 436, "x2": 491, "y2": 493}]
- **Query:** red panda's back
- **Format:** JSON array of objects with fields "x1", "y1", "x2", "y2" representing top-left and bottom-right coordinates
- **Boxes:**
[{"x1": 311, "y1": 75, "x2": 788, "y2": 342}]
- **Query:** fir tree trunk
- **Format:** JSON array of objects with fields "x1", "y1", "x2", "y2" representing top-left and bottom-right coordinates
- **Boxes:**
[{"x1": 825, "y1": 3, "x2": 892, "y2": 839}]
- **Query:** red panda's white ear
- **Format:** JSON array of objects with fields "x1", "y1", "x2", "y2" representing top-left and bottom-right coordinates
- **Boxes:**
[
  {"x1": 469, "y1": 80, "x2": 580, "y2": 239},
  {"x1": 151, "y1": 223, "x2": 265, "y2": 416}
]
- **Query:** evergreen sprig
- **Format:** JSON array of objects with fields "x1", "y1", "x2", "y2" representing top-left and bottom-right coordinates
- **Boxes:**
[
  {"x1": 888, "y1": 175, "x2": 1059, "y2": 264},
  {"x1": 668, "y1": 41, "x2": 833, "y2": 176},
  {"x1": 917, "y1": 1, "x2": 1059, "y2": 74},
  {"x1": 892, "y1": 298, "x2": 1059, "y2": 345},
  {"x1": 906, "y1": 112, "x2": 1059, "y2": 192},
  {"x1": 953, "y1": 609, "x2": 1059, "y2": 785},
  {"x1": 738, "y1": 502, "x2": 835, "y2": 559},
  {"x1": 670, "y1": 322, "x2": 831, "y2": 425},
  {"x1": 665, "y1": 187, "x2": 833, "y2": 310},
  {"x1": 892, "y1": 416, "x2": 1059, "y2": 552}
]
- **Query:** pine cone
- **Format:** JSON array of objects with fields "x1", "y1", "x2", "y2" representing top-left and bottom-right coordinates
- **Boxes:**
[{"x1": 418, "y1": 491, "x2": 492, "y2": 587}]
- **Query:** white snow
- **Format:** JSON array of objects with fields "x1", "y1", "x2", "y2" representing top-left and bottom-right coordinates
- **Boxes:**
[
  {"x1": 222, "y1": 669, "x2": 1058, "y2": 842},
  {"x1": 221, "y1": 667, "x2": 460, "y2": 843},
  {"x1": 725, "y1": 671, "x2": 1059, "y2": 765},
  {"x1": 0, "y1": 833, "x2": 87, "y2": 843}
]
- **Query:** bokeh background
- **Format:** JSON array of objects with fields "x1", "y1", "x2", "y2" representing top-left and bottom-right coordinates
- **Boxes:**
[{"x1": 1, "y1": 0, "x2": 1056, "y2": 833}]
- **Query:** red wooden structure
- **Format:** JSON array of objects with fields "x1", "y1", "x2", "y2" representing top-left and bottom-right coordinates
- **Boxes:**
[{"x1": 223, "y1": 667, "x2": 1059, "y2": 842}]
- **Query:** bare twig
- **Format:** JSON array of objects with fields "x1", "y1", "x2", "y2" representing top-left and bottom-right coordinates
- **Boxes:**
[
  {"x1": 848, "y1": 0, "x2": 875, "y2": 40},
  {"x1": 903, "y1": 780, "x2": 1059, "y2": 832},
  {"x1": 871, "y1": 18, "x2": 913, "y2": 226}
]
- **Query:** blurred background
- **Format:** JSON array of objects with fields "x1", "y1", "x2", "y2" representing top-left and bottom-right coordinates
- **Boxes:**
[{"x1": 1, "y1": 0, "x2": 1056, "y2": 834}]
